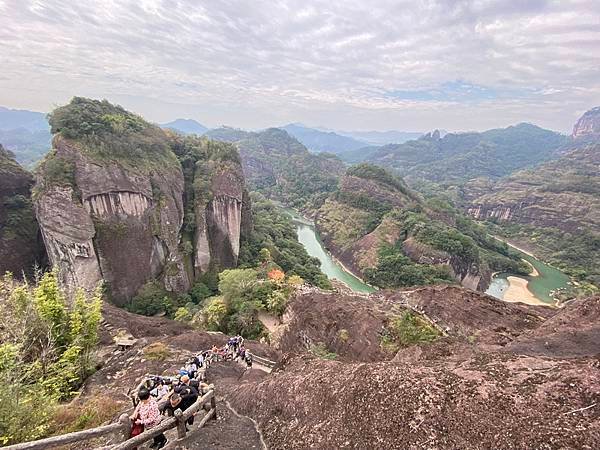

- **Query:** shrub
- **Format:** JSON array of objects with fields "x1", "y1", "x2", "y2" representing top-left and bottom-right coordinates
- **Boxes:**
[
  {"x1": 143, "y1": 342, "x2": 170, "y2": 361},
  {"x1": 49, "y1": 395, "x2": 123, "y2": 434},
  {"x1": 0, "y1": 272, "x2": 102, "y2": 445},
  {"x1": 201, "y1": 297, "x2": 228, "y2": 331},
  {"x1": 338, "y1": 329, "x2": 350, "y2": 343},
  {"x1": 127, "y1": 281, "x2": 173, "y2": 316},
  {"x1": 174, "y1": 307, "x2": 193, "y2": 322},
  {"x1": 381, "y1": 311, "x2": 441, "y2": 352},
  {"x1": 310, "y1": 342, "x2": 337, "y2": 360}
]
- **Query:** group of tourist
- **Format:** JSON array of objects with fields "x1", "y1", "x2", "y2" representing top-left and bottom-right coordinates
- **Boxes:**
[
  {"x1": 128, "y1": 337, "x2": 254, "y2": 448},
  {"x1": 211, "y1": 335, "x2": 254, "y2": 368}
]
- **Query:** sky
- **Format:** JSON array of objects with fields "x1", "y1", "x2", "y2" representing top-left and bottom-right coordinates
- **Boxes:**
[{"x1": 0, "y1": 0, "x2": 599, "y2": 133}]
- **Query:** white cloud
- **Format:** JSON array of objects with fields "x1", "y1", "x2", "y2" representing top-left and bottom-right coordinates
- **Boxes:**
[{"x1": 0, "y1": 0, "x2": 598, "y2": 132}]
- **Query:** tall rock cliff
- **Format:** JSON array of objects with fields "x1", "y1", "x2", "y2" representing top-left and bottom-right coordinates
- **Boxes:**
[
  {"x1": 34, "y1": 98, "x2": 250, "y2": 305},
  {"x1": 572, "y1": 106, "x2": 600, "y2": 139},
  {"x1": 159, "y1": 132, "x2": 251, "y2": 282},
  {"x1": 0, "y1": 145, "x2": 46, "y2": 275},
  {"x1": 316, "y1": 164, "x2": 527, "y2": 291}
]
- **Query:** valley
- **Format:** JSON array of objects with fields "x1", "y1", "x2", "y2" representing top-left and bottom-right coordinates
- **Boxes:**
[{"x1": 285, "y1": 208, "x2": 375, "y2": 294}]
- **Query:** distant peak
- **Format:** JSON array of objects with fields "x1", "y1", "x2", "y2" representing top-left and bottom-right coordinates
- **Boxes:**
[{"x1": 572, "y1": 106, "x2": 600, "y2": 138}]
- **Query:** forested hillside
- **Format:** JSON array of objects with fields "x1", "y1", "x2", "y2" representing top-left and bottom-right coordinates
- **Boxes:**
[
  {"x1": 316, "y1": 164, "x2": 530, "y2": 290},
  {"x1": 465, "y1": 142, "x2": 600, "y2": 290},
  {"x1": 208, "y1": 127, "x2": 346, "y2": 210},
  {"x1": 363, "y1": 123, "x2": 567, "y2": 184}
]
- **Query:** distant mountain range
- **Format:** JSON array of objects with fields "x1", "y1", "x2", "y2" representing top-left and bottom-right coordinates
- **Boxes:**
[
  {"x1": 160, "y1": 118, "x2": 208, "y2": 135},
  {"x1": 0, "y1": 106, "x2": 51, "y2": 168},
  {"x1": 280, "y1": 123, "x2": 424, "y2": 154},
  {"x1": 0, "y1": 106, "x2": 49, "y2": 132},
  {"x1": 336, "y1": 129, "x2": 423, "y2": 146},
  {"x1": 361, "y1": 123, "x2": 569, "y2": 184},
  {"x1": 281, "y1": 123, "x2": 367, "y2": 154}
]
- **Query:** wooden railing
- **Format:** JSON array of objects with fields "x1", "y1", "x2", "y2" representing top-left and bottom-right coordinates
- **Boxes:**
[
  {"x1": 252, "y1": 354, "x2": 277, "y2": 370},
  {"x1": 112, "y1": 389, "x2": 217, "y2": 450},
  {"x1": 3, "y1": 414, "x2": 132, "y2": 450},
  {"x1": 3, "y1": 349, "x2": 274, "y2": 449},
  {"x1": 3, "y1": 389, "x2": 216, "y2": 450}
]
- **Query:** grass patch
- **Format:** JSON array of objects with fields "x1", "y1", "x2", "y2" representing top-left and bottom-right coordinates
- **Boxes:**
[
  {"x1": 380, "y1": 311, "x2": 441, "y2": 352},
  {"x1": 310, "y1": 342, "x2": 337, "y2": 360},
  {"x1": 49, "y1": 395, "x2": 124, "y2": 435},
  {"x1": 338, "y1": 329, "x2": 350, "y2": 343},
  {"x1": 143, "y1": 342, "x2": 170, "y2": 361}
]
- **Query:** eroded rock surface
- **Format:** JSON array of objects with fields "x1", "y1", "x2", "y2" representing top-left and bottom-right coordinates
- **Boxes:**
[
  {"x1": 35, "y1": 136, "x2": 189, "y2": 303},
  {"x1": 228, "y1": 288, "x2": 600, "y2": 449},
  {"x1": 0, "y1": 145, "x2": 46, "y2": 275}
]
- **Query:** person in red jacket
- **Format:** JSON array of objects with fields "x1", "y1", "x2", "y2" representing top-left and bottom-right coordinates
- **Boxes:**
[{"x1": 130, "y1": 388, "x2": 167, "y2": 449}]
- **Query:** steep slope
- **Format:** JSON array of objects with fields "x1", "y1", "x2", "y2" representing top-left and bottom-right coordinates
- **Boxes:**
[
  {"x1": 316, "y1": 164, "x2": 530, "y2": 291},
  {"x1": 33, "y1": 98, "x2": 249, "y2": 305},
  {"x1": 160, "y1": 118, "x2": 208, "y2": 135},
  {"x1": 228, "y1": 288, "x2": 600, "y2": 449},
  {"x1": 0, "y1": 145, "x2": 46, "y2": 275},
  {"x1": 0, "y1": 106, "x2": 51, "y2": 168},
  {"x1": 463, "y1": 107, "x2": 600, "y2": 288},
  {"x1": 366, "y1": 123, "x2": 567, "y2": 184},
  {"x1": 281, "y1": 123, "x2": 367, "y2": 154},
  {"x1": 208, "y1": 127, "x2": 346, "y2": 209}
]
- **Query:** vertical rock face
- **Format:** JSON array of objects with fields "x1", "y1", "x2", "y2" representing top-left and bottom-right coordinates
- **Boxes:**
[
  {"x1": 36, "y1": 183, "x2": 101, "y2": 291},
  {"x1": 572, "y1": 106, "x2": 600, "y2": 139},
  {"x1": 35, "y1": 135, "x2": 190, "y2": 304},
  {"x1": 33, "y1": 98, "x2": 251, "y2": 305},
  {"x1": 0, "y1": 145, "x2": 46, "y2": 275},
  {"x1": 194, "y1": 162, "x2": 248, "y2": 275}
]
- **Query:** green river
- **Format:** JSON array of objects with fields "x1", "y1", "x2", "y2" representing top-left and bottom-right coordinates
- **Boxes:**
[
  {"x1": 285, "y1": 208, "x2": 569, "y2": 303},
  {"x1": 285, "y1": 209, "x2": 376, "y2": 293},
  {"x1": 485, "y1": 243, "x2": 571, "y2": 305}
]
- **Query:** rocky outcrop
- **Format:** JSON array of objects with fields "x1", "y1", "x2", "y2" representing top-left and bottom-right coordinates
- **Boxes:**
[
  {"x1": 32, "y1": 98, "x2": 253, "y2": 304},
  {"x1": 465, "y1": 144, "x2": 600, "y2": 233},
  {"x1": 572, "y1": 106, "x2": 600, "y2": 139},
  {"x1": 194, "y1": 163, "x2": 248, "y2": 273},
  {"x1": 227, "y1": 290, "x2": 600, "y2": 449},
  {"x1": 402, "y1": 237, "x2": 489, "y2": 290},
  {"x1": 35, "y1": 136, "x2": 189, "y2": 304},
  {"x1": 0, "y1": 145, "x2": 46, "y2": 275}
]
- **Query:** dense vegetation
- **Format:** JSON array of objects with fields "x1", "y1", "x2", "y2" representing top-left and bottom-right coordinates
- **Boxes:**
[
  {"x1": 360, "y1": 123, "x2": 567, "y2": 184},
  {"x1": 209, "y1": 127, "x2": 345, "y2": 210},
  {"x1": 0, "y1": 272, "x2": 102, "y2": 445},
  {"x1": 48, "y1": 97, "x2": 178, "y2": 169},
  {"x1": 364, "y1": 244, "x2": 454, "y2": 288},
  {"x1": 319, "y1": 164, "x2": 530, "y2": 290}
]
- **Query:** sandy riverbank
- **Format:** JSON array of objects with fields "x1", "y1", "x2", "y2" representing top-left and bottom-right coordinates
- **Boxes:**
[{"x1": 503, "y1": 276, "x2": 554, "y2": 307}]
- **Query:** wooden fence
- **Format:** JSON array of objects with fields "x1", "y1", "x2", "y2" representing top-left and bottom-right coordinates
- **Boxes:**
[
  {"x1": 4, "y1": 350, "x2": 275, "y2": 449},
  {"x1": 3, "y1": 388, "x2": 216, "y2": 450}
]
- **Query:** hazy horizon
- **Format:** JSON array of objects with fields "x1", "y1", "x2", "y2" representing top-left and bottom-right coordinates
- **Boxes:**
[{"x1": 1, "y1": 1, "x2": 599, "y2": 133}]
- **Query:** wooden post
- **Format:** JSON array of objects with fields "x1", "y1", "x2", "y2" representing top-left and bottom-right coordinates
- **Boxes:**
[
  {"x1": 210, "y1": 393, "x2": 217, "y2": 420},
  {"x1": 174, "y1": 408, "x2": 186, "y2": 439},
  {"x1": 118, "y1": 413, "x2": 132, "y2": 442}
]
